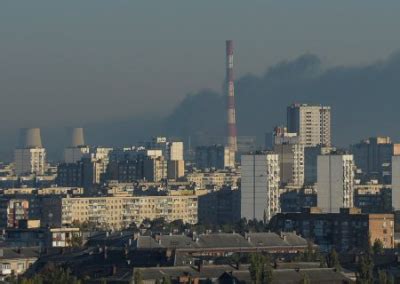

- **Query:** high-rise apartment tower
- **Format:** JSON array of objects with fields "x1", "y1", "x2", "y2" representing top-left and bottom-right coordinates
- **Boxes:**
[{"x1": 287, "y1": 104, "x2": 331, "y2": 147}]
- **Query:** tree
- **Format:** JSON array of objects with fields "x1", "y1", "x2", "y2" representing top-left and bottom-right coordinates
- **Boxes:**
[
  {"x1": 162, "y1": 276, "x2": 172, "y2": 284},
  {"x1": 70, "y1": 234, "x2": 83, "y2": 248},
  {"x1": 356, "y1": 253, "x2": 374, "y2": 284},
  {"x1": 134, "y1": 269, "x2": 143, "y2": 284},
  {"x1": 319, "y1": 255, "x2": 327, "y2": 268},
  {"x1": 300, "y1": 273, "x2": 311, "y2": 284},
  {"x1": 373, "y1": 239, "x2": 384, "y2": 255},
  {"x1": 263, "y1": 254, "x2": 273, "y2": 284},
  {"x1": 249, "y1": 253, "x2": 273, "y2": 284},
  {"x1": 326, "y1": 249, "x2": 341, "y2": 271},
  {"x1": 378, "y1": 270, "x2": 394, "y2": 284}
]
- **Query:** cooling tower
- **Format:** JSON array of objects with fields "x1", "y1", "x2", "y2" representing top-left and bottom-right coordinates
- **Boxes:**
[
  {"x1": 19, "y1": 128, "x2": 43, "y2": 148},
  {"x1": 69, "y1": 127, "x2": 85, "y2": 147}
]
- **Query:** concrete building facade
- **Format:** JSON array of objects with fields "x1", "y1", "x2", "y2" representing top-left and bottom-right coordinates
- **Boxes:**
[
  {"x1": 14, "y1": 148, "x2": 46, "y2": 176},
  {"x1": 195, "y1": 145, "x2": 235, "y2": 170},
  {"x1": 391, "y1": 155, "x2": 400, "y2": 211},
  {"x1": 287, "y1": 104, "x2": 331, "y2": 147},
  {"x1": 270, "y1": 207, "x2": 394, "y2": 252},
  {"x1": 317, "y1": 154, "x2": 354, "y2": 213},
  {"x1": 351, "y1": 137, "x2": 400, "y2": 182},
  {"x1": 241, "y1": 153, "x2": 280, "y2": 222},
  {"x1": 60, "y1": 195, "x2": 198, "y2": 229},
  {"x1": 274, "y1": 143, "x2": 304, "y2": 187}
]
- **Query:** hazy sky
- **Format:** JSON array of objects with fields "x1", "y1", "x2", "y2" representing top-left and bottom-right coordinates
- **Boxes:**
[{"x1": 1, "y1": 0, "x2": 400, "y2": 130}]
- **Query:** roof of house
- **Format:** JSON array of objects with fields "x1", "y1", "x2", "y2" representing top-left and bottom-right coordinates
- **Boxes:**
[
  {"x1": 135, "y1": 265, "x2": 353, "y2": 284},
  {"x1": 0, "y1": 247, "x2": 40, "y2": 260},
  {"x1": 135, "y1": 232, "x2": 309, "y2": 250}
]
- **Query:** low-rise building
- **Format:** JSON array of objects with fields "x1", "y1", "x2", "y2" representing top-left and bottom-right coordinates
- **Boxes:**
[
  {"x1": 186, "y1": 170, "x2": 240, "y2": 189},
  {"x1": 269, "y1": 207, "x2": 394, "y2": 252},
  {"x1": 0, "y1": 247, "x2": 39, "y2": 280},
  {"x1": 279, "y1": 186, "x2": 317, "y2": 213}
]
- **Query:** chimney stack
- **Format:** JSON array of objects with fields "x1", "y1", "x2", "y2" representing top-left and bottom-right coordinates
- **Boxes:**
[
  {"x1": 226, "y1": 40, "x2": 237, "y2": 152},
  {"x1": 19, "y1": 128, "x2": 43, "y2": 148}
]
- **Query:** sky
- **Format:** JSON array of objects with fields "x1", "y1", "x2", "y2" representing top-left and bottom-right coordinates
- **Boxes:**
[{"x1": 1, "y1": 1, "x2": 400, "y2": 159}]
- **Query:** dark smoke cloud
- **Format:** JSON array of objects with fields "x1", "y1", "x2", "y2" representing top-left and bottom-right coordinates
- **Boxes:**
[
  {"x1": 2, "y1": 52, "x2": 400, "y2": 161},
  {"x1": 165, "y1": 52, "x2": 400, "y2": 147}
]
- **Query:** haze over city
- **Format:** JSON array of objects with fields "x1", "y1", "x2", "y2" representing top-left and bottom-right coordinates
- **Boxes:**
[{"x1": 2, "y1": 1, "x2": 400, "y2": 160}]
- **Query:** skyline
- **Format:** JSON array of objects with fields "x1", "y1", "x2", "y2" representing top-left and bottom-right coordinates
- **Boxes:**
[{"x1": 2, "y1": 1, "x2": 400, "y2": 159}]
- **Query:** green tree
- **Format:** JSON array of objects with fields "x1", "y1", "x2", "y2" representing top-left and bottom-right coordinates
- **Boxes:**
[
  {"x1": 356, "y1": 252, "x2": 374, "y2": 284},
  {"x1": 263, "y1": 254, "x2": 273, "y2": 284},
  {"x1": 134, "y1": 269, "x2": 144, "y2": 284},
  {"x1": 373, "y1": 239, "x2": 384, "y2": 255},
  {"x1": 249, "y1": 253, "x2": 273, "y2": 284},
  {"x1": 162, "y1": 276, "x2": 172, "y2": 284},
  {"x1": 300, "y1": 273, "x2": 311, "y2": 284},
  {"x1": 378, "y1": 270, "x2": 394, "y2": 284},
  {"x1": 70, "y1": 234, "x2": 83, "y2": 248},
  {"x1": 326, "y1": 249, "x2": 341, "y2": 271},
  {"x1": 378, "y1": 270, "x2": 388, "y2": 284},
  {"x1": 319, "y1": 254, "x2": 327, "y2": 268}
]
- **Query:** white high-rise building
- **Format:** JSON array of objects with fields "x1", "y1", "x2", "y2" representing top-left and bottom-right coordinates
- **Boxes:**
[
  {"x1": 274, "y1": 143, "x2": 304, "y2": 186},
  {"x1": 316, "y1": 154, "x2": 354, "y2": 213},
  {"x1": 91, "y1": 147, "x2": 113, "y2": 184},
  {"x1": 273, "y1": 126, "x2": 304, "y2": 186},
  {"x1": 14, "y1": 128, "x2": 46, "y2": 176},
  {"x1": 241, "y1": 153, "x2": 280, "y2": 221},
  {"x1": 391, "y1": 156, "x2": 400, "y2": 210},
  {"x1": 166, "y1": 142, "x2": 184, "y2": 161},
  {"x1": 14, "y1": 148, "x2": 46, "y2": 176},
  {"x1": 287, "y1": 104, "x2": 331, "y2": 147}
]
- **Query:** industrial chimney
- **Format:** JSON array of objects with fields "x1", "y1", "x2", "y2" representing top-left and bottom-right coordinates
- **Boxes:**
[
  {"x1": 69, "y1": 127, "x2": 85, "y2": 147},
  {"x1": 19, "y1": 128, "x2": 43, "y2": 148},
  {"x1": 226, "y1": 40, "x2": 238, "y2": 152}
]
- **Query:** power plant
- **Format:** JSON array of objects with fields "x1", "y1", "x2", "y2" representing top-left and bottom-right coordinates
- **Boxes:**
[
  {"x1": 64, "y1": 127, "x2": 90, "y2": 163},
  {"x1": 226, "y1": 40, "x2": 238, "y2": 152},
  {"x1": 69, "y1": 127, "x2": 85, "y2": 147},
  {"x1": 18, "y1": 128, "x2": 43, "y2": 149}
]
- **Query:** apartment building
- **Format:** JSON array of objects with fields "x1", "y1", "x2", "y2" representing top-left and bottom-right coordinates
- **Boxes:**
[
  {"x1": 270, "y1": 207, "x2": 394, "y2": 252},
  {"x1": 317, "y1": 153, "x2": 355, "y2": 213},
  {"x1": 61, "y1": 195, "x2": 198, "y2": 229},
  {"x1": 186, "y1": 170, "x2": 240, "y2": 189},
  {"x1": 241, "y1": 152, "x2": 280, "y2": 221},
  {"x1": 287, "y1": 104, "x2": 331, "y2": 147}
]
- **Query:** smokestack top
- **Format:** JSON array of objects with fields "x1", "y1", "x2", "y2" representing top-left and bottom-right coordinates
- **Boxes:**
[
  {"x1": 226, "y1": 40, "x2": 233, "y2": 55},
  {"x1": 69, "y1": 127, "x2": 85, "y2": 147},
  {"x1": 19, "y1": 128, "x2": 43, "y2": 148}
]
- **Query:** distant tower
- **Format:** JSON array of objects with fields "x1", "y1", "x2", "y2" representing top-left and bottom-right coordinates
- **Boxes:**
[
  {"x1": 226, "y1": 40, "x2": 238, "y2": 152},
  {"x1": 70, "y1": 127, "x2": 85, "y2": 147},
  {"x1": 64, "y1": 127, "x2": 90, "y2": 163}
]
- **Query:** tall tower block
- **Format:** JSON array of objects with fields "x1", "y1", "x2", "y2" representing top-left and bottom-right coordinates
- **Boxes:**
[{"x1": 226, "y1": 40, "x2": 237, "y2": 152}]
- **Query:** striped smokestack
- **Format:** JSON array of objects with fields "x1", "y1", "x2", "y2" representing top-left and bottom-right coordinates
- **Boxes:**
[{"x1": 226, "y1": 40, "x2": 237, "y2": 152}]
